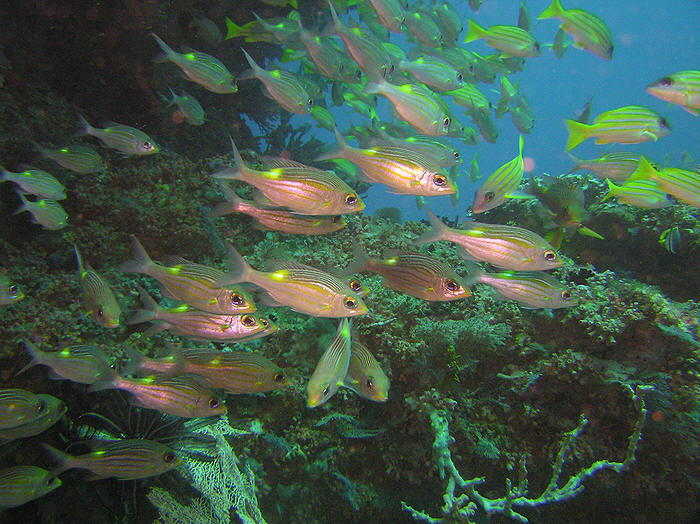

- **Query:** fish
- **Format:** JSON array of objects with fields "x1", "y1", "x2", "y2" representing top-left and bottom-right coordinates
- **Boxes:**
[
  {"x1": 565, "y1": 106, "x2": 671, "y2": 150},
  {"x1": 239, "y1": 49, "x2": 313, "y2": 115},
  {"x1": 472, "y1": 135, "x2": 524, "y2": 213},
  {"x1": 188, "y1": 16, "x2": 223, "y2": 47},
  {"x1": 0, "y1": 394, "x2": 66, "y2": 443},
  {"x1": 0, "y1": 466, "x2": 62, "y2": 508},
  {"x1": 464, "y1": 20, "x2": 540, "y2": 58},
  {"x1": 518, "y1": 0, "x2": 531, "y2": 31},
  {"x1": 316, "y1": 127, "x2": 456, "y2": 196},
  {"x1": 44, "y1": 439, "x2": 181, "y2": 480},
  {"x1": 309, "y1": 106, "x2": 337, "y2": 132},
  {"x1": 18, "y1": 341, "x2": 110, "y2": 385},
  {"x1": 364, "y1": 78, "x2": 452, "y2": 136},
  {"x1": 416, "y1": 209, "x2": 562, "y2": 271},
  {"x1": 373, "y1": 130, "x2": 463, "y2": 169},
  {"x1": 404, "y1": 10, "x2": 443, "y2": 48},
  {"x1": 627, "y1": 157, "x2": 700, "y2": 208},
  {"x1": 297, "y1": 19, "x2": 348, "y2": 81},
  {"x1": 211, "y1": 182, "x2": 346, "y2": 235},
  {"x1": 0, "y1": 166, "x2": 66, "y2": 199},
  {"x1": 602, "y1": 179, "x2": 672, "y2": 209},
  {"x1": 213, "y1": 138, "x2": 363, "y2": 215},
  {"x1": 74, "y1": 245, "x2": 121, "y2": 328},
  {"x1": 118, "y1": 236, "x2": 255, "y2": 315},
  {"x1": 435, "y1": 1, "x2": 463, "y2": 42},
  {"x1": 469, "y1": 108, "x2": 499, "y2": 143},
  {"x1": 89, "y1": 369, "x2": 227, "y2": 419},
  {"x1": 345, "y1": 243, "x2": 471, "y2": 302},
  {"x1": 465, "y1": 268, "x2": 577, "y2": 309},
  {"x1": 342, "y1": 340, "x2": 389, "y2": 402},
  {"x1": 327, "y1": 1, "x2": 393, "y2": 81},
  {"x1": 511, "y1": 95, "x2": 535, "y2": 133},
  {"x1": 551, "y1": 27, "x2": 569, "y2": 58},
  {"x1": 164, "y1": 88, "x2": 205, "y2": 125},
  {"x1": 469, "y1": 152, "x2": 480, "y2": 182},
  {"x1": 151, "y1": 33, "x2": 237, "y2": 94},
  {"x1": 14, "y1": 193, "x2": 68, "y2": 230},
  {"x1": 307, "y1": 318, "x2": 352, "y2": 408},
  {"x1": 529, "y1": 176, "x2": 603, "y2": 243},
  {"x1": 77, "y1": 115, "x2": 159, "y2": 156},
  {"x1": 538, "y1": 0, "x2": 613, "y2": 60},
  {"x1": 224, "y1": 16, "x2": 287, "y2": 44},
  {"x1": 0, "y1": 274, "x2": 23, "y2": 306},
  {"x1": 127, "y1": 287, "x2": 276, "y2": 342},
  {"x1": 659, "y1": 226, "x2": 695, "y2": 255},
  {"x1": 398, "y1": 56, "x2": 463, "y2": 93},
  {"x1": 0, "y1": 389, "x2": 46, "y2": 429},
  {"x1": 125, "y1": 346, "x2": 289, "y2": 395},
  {"x1": 217, "y1": 244, "x2": 367, "y2": 318},
  {"x1": 33, "y1": 142, "x2": 105, "y2": 174},
  {"x1": 566, "y1": 152, "x2": 643, "y2": 182},
  {"x1": 646, "y1": 70, "x2": 700, "y2": 116},
  {"x1": 367, "y1": 0, "x2": 405, "y2": 33}
]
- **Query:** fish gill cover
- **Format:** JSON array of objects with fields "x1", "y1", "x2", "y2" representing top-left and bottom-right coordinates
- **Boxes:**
[{"x1": 0, "y1": 0, "x2": 698, "y2": 523}]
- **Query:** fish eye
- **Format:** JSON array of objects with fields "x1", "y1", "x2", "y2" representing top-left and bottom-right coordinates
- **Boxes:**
[
  {"x1": 561, "y1": 290, "x2": 573, "y2": 301},
  {"x1": 142, "y1": 141, "x2": 152, "y2": 150},
  {"x1": 307, "y1": 98, "x2": 313, "y2": 107},
  {"x1": 348, "y1": 280, "x2": 362, "y2": 292},
  {"x1": 453, "y1": 151, "x2": 461, "y2": 160},
  {"x1": 344, "y1": 297, "x2": 358, "y2": 309},
  {"x1": 260, "y1": 317, "x2": 269, "y2": 327},
  {"x1": 97, "y1": 306, "x2": 104, "y2": 317},
  {"x1": 332, "y1": 216, "x2": 342, "y2": 223},
  {"x1": 442, "y1": 117, "x2": 451, "y2": 130},
  {"x1": 322, "y1": 384, "x2": 331, "y2": 397},
  {"x1": 274, "y1": 372, "x2": 285, "y2": 383},
  {"x1": 544, "y1": 250, "x2": 557, "y2": 262},
  {"x1": 484, "y1": 191, "x2": 495, "y2": 202},
  {"x1": 241, "y1": 315, "x2": 256, "y2": 327},
  {"x1": 366, "y1": 377, "x2": 375, "y2": 391},
  {"x1": 660, "y1": 117, "x2": 670, "y2": 129},
  {"x1": 345, "y1": 194, "x2": 358, "y2": 205},
  {"x1": 445, "y1": 279, "x2": 458, "y2": 292},
  {"x1": 208, "y1": 397, "x2": 220, "y2": 409},
  {"x1": 433, "y1": 174, "x2": 447, "y2": 187},
  {"x1": 37, "y1": 399, "x2": 46, "y2": 413},
  {"x1": 658, "y1": 77, "x2": 673, "y2": 86},
  {"x1": 230, "y1": 292, "x2": 244, "y2": 306},
  {"x1": 8, "y1": 284, "x2": 18, "y2": 298},
  {"x1": 389, "y1": 65, "x2": 395, "y2": 76},
  {"x1": 456, "y1": 73, "x2": 463, "y2": 83},
  {"x1": 163, "y1": 451, "x2": 176, "y2": 463},
  {"x1": 534, "y1": 42, "x2": 540, "y2": 51},
  {"x1": 355, "y1": 70, "x2": 362, "y2": 81}
]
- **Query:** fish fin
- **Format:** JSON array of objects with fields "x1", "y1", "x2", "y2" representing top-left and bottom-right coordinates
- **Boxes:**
[
  {"x1": 344, "y1": 242, "x2": 371, "y2": 275},
  {"x1": 464, "y1": 19, "x2": 486, "y2": 43},
  {"x1": 257, "y1": 291, "x2": 284, "y2": 308},
  {"x1": 216, "y1": 243, "x2": 253, "y2": 287},
  {"x1": 143, "y1": 323, "x2": 168, "y2": 337},
  {"x1": 565, "y1": 152, "x2": 583, "y2": 174},
  {"x1": 158, "y1": 284, "x2": 177, "y2": 300},
  {"x1": 15, "y1": 339, "x2": 43, "y2": 376},
  {"x1": 150, "y1": 32, "x2": 176, "y2": 63},
  {"x1": 120, "y1": 345, "x2": 147, "y2": 377},
  {"x1": 118, "y1": 236, "x2": 153, "y2": 274},
  {"x1": 314, "y1": 125, "x2": 349, "y2": 162},
  {"x1": 577, "y1": 225, "x2": 604, "y2": 240},
  {"x1": 460, "y1": 259, "x2": 483, "y2": 288},
  {"x1": 75, "y1": 114, "x2": 94, "y2": 137},
  {"x1": 73, "y1": 244, "x2": 85, "y2": 274},
  {"x1": 86, "y1": 365, "x2": 120, "y2": 392},
  {"x1": 564, "y1": 119, "x2": 591, "y2": 151},
  {"x1": 626, "y1": 156, "x2": 658, "y2": 183},
  {"x1": 537, "y1": 0, "x2": 564, "y2": 20},
  {"x1": 240, "y1": 48, "x2": 262, "y2": 75},
  {"x1": 641, "y1": 130, "x2": 659, "y2": 141},
  {"x1": 415, "y1": 208, "x2": 449, "y2": 246},
  {"x1": 43, "y1": 444, "x2": 74, "y2": 478},
  {"x1": 456, "y1": 245, "x2": 478, "y2": 262},
  {"x1": 225, "y1": 17, "x2": 243, "y2": 40},
  {"x1": 12, "y1": 191, "x2": 30, "y2": 216},
  {"x1": 682, "y1": 106, "x2": 699, "y2": 116},
  {"x1": 211, "y1": 138, "x2": 249, "y2": 180},
  {"x1": 125, "y1": 286, "x2": 160, "y2": 325},
  {"x1": 601, "y1": 179, "x2": 619, "y2": 202}
]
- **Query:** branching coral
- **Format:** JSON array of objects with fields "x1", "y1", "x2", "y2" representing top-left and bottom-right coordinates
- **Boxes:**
[{"x1": 402, "y1": 384, "x2": 650, "y2": 523}]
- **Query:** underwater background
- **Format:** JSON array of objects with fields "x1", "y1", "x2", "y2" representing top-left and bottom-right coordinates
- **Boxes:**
[{"x1": 0, "y1": 0, "x2": 698, "y2": 523}]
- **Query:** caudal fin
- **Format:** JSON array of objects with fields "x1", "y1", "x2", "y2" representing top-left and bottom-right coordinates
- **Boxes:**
[
  {"x1": 118, "y1": 236, "x2": 154, "y2": 275},
  {"x1": 314, "y1": 125, "x2": 350, "y2": 162},
  {"x1": 125, "y1": 286, "x2": 160, "y2": 325},
  {"x1": 415, "y1": 208, "x2": 450, "y2": 245},
  {"x1": 343, "y1": 242, "x2": 372, "y2": 275},
  {"x1": 564, "y1": 119, "x2": 592, "y2": 151},
  {"x1": 43, "y1": 444, "x2": 75, "y2": 478},
  {"x1": 15, "y1": 339, "x2": 43, "y2": 376},
  {"x1": 151, "y1": 32, "x2": 176, "y2": 63},
  {"x1": 216, "y1": 243, "x2": 254, "y2": 287},
  {"x1": 210, "y1": 181, "x2": 244, "y2": 217},
  {"x1": 211, "y1": 137, "x2": 247, "y2": 181}
]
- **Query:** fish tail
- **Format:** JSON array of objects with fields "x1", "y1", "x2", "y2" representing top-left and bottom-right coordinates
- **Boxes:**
[
  {"x1": 326, "y1": 0, "x2": 341, "y2": 33},
  {"x1": 565, "y1": 152, "x2": 582, "y2": 174},
  {"x1": 344, "y1": 242, "x2": 372, "y2": 275},
  {"x1": 225, "y1": 17, "x2": 243, "y2": 40},
  {"x1": 314, "y1": 125, "x2": 349, "y2": 162},
  {"x1": 73, "y1": 244, "x2": 85, "y2": 274},
  {"x1": 118, "y1": 236, "x2": 154, "y2": 274},
  {"x1": 464, "y1": 19, "x2": 486, "y2": 43},
  {"x1": 564, "y1": 119, "x2": 591, "y2": 151},
  {"x1": 415, "y1": 208, "x2": 449, "y2": 245},
  {"x1": 239, "y1": 48, "x2": 262, "y2": 79},
  {"x1": 210, "y1": 181, "x2": 243, "y2": 217},
  {"x1": 125, "y1": 286, "x2": 160, "y2": 325},
  {"x1": 538, "y1": 0, "x2": 564, "y2": 20},
  {"x1": 460, "y1": 259, "x2": 483, "y2": 287},
  {"x1": 43, "y1": 444, "x2": 74, "y2": 478},
  {"x1": 120, "y1": 345, "x2": 147, "y2": 376},
  {"x1": 86, "y1": 366, "x2": 121, "y2": 393},
  {"x1": 75, "y1": 113, "x2": 95, "y2": 137},
  {"x1": 12, "y1": 191, "x2": 29, "y2": 216},
  {"x1": 0, "y1": 165, "x2": 7, "y2": 183},
  {"x1": 626, "y1": 156, "x2": 658, "y2": 183},
  {"x1": 362, "y1": 79, "x2": 384, "y2": 96},
  {"x1": 150, "y1": 32, "x2": 176, "y2": 63},
  {"x1": 601, "y1": 179, "x2": 619, "y2": 202},
  {"x1": 31, "y1": 140, "x2": 48, "y2": 157},
  {"x1": 212, "y1": 138, "x2": 249, "y2": 180},
  {"x1": 15, "y1": 339, "x2": 42, "y2": 376},
  {"x1": 217, "y1": 243, "x2": 253, "y2": 286}
]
